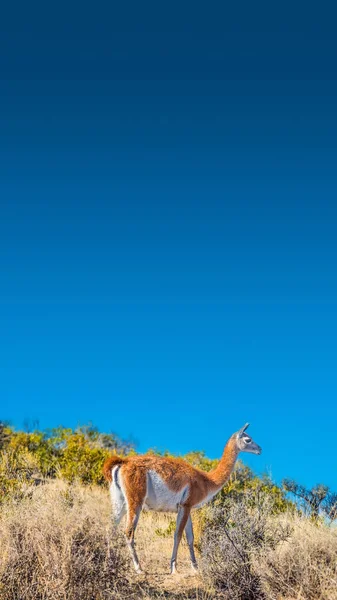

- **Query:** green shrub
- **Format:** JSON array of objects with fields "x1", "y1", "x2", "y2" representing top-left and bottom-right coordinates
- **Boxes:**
[
  {"x1": 0, "y1": 423, "x2": 131, "y2": 489},
  {"x1": 0, "y1": 422, "x2": 295, "y2": 514}
]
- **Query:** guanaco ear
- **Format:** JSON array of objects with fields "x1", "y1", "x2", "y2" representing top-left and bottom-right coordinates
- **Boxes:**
[{"x1": 238, "y1": 423, "x2": 250, "y2": 437}]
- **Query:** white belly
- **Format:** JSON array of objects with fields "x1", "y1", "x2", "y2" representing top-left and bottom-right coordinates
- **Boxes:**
[{"x1": 144, "y1": 470, "x2": 189, "y2": 512}]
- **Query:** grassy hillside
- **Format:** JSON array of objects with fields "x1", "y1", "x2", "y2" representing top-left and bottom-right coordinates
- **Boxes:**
[{"x1": 0, "y1": 422, "x2": 336, "y2": 599}]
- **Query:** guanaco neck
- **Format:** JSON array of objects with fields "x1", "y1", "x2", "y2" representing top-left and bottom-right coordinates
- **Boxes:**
[{"x1": 208, "y1": 435, "x2": 239, "y2": 488}]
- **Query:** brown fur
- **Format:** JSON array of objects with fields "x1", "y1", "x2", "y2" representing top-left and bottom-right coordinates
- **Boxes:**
[
  {"x1": 103, "y1": 435, "x2": 239, "y2": 508},
  {"x1": 208, "y1": 436, "x2": 239, "y2": 487},
  {"x1": 102, "y1": 456, "x2": 125, "y2": 482}
]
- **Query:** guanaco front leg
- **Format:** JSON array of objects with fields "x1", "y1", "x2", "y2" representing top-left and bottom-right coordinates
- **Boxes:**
[
  {"x1": 185, "y1": 515, "x2": 198, "y2": 571},
  {"x1": 170, "y1": 505, "x2": 190, "y2": 574}
]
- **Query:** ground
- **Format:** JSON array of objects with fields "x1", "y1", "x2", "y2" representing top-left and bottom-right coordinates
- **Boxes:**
[{"x1": 128, "y1": 510, "x2": 210, "y2": 599}]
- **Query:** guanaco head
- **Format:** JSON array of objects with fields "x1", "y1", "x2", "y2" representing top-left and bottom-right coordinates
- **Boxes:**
[{"x1": 236, "y1": 423, "x2": 262, "y2": 455}]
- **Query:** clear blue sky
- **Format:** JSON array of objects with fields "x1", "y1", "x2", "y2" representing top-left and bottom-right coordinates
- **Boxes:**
[{"x1": 1, "y1": 3, "x2": 337, "y2": 488}]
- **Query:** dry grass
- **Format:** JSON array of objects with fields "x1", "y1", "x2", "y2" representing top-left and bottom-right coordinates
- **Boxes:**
[
  {"x1": 0, "y1": 481, "x2": 209, "y2": 599},
  {"x1": 0, "y1": 480, "x2": 336, "y2": 600},
  {"x1": 0, "y1": 481, "x2": 131, "y2": 600},
  {"x1": 259, "y1": 515, "x2": 337, "y2": 600}
]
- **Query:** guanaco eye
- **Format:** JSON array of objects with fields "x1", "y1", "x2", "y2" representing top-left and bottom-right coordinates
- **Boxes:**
[{"x1": 245, "y1": 437, "x2": 251, "y2": 443}]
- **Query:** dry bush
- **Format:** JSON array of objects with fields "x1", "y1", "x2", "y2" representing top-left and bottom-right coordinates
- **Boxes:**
[
  {"x1": 200, "y1": 492, "x2": 337, "y2": 600},
  {"x1": 200, "y1": 492, "x2": 289, "y2": 600},
  {"x1": 259, "y1": 515, "x2": 337, "y2": 600},
  {"x1": 0, "y1": 481, "x2": 133, "y2": 600}
]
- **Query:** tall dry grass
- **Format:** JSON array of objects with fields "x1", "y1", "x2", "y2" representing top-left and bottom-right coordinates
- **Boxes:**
[
  {"x1": 259, "y1": 515, "x2": 337, "y2": 600},
  {"x1": 0, "y1": 481, "x2": 132, "y2": 600},
  {"x1": 0, "y1": 479, "x2": 336, "y2": 599}
]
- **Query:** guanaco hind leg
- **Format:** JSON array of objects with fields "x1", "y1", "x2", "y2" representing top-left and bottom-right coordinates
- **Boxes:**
[
  {"x1": 125, "y1": 505, "x2": 143, "y2": 573},
  {"x1": 121, "y1": 465, "x2": 147, "y2": 573}
]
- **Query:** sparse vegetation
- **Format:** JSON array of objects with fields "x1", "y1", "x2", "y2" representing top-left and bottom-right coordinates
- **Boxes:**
[
  {"x1": 0, "y1": 422, "x2": 336, "y2": 599},
  {"x1": 282, "y1": 478, "x2": 337, "y2": 522}
]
